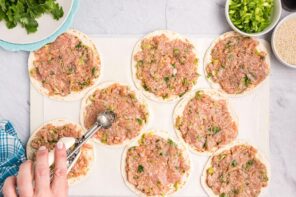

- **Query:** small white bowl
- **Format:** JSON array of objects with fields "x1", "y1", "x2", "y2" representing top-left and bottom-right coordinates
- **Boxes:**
[
  {"x1": 225, "y1": 0, "x2": 282, "y2": 37},
  {"x1": 272, "y1": 13, "x2": 296, "y2": 68}
]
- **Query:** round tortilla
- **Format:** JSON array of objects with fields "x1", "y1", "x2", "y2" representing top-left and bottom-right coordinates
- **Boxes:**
[
  {"x1": 131, "y1": 30, "x2": 200, "y2": 102},
  {"x1": 203, "y1": 31, "x2": 271, "y2": 97},
  {"x1": 173, "y1": 89, "x2": 238, "y2": 155},
  {"x1": 26, "y1": 119, "x2": 95, "y2": 185},
  {"x1": 80, "y1": 81, "x2": 150, "y2": 147},
  {"x1": 201, "y1": 140, "x2": 271, "y2": 197},
  {"x1": 121, "y1": 131, "x2": 191, "y2": 197},
  {"x1": 28, "y1": 29, "x2": 101, "y2": 101}
]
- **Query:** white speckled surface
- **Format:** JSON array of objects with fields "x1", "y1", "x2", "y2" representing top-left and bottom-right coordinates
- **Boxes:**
[{"x1": 0, "y1": 0, "x2": 295, "y2": 196}]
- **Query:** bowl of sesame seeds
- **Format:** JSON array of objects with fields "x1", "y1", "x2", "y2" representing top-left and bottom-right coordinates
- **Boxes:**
[{"x1": 272, "y1": 13, "x2": 296, "y2": 68}]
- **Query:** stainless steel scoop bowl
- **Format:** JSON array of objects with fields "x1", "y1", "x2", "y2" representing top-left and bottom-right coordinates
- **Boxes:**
[{"x1": 49, "y1": 110, "x2": 116, "y2": 180}]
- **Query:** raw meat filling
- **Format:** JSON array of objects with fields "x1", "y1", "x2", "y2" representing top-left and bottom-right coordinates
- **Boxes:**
[
  {"x1": 176, "y1": 91, "x2": 238, "y2": 152},
  {"x1": 83, "y1": 84, "x2": 149, "y2": 145},
  {"x1": 206, "y1": 145, "x2": 269, "y2": 197},
  {"x1": 30, "y1": 124, "x2": 91, "y2": 179},
  {"x1": 30, "y1": 32, "x2": 100, "y2": 96},
  {"x1": 134, "y1": 34, "x2": 198, "y2": 98},
  {"x1": 125, "y1": 134, "x2": 190, "y2": 196},
  {"x1": 206, "y1": 34, "x2": 269, "y2": 94}
]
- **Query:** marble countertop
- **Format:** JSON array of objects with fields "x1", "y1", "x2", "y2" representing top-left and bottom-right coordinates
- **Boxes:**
[{"x1": 0, "y1": 0, "x2": 295, "y2": 196}]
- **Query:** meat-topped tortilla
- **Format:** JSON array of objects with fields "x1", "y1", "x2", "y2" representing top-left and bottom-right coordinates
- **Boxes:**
[
  {"x1": 201, "y1": 142, "x2": 270, "y2": 197},
  {"x1": 122, "y1": 131, "x2": 191, "y2": 196},
  {"x1": 26, "y1": 119, "x2": 95, "y2": 185},
  {"x1": 80, "y1": 82, "x2": 149, "y2": 146},
  {"x1": 132, "y1": 30, "x2": 199, "y2": 102},
  {"x1": 204, "y1": 31, "x2": 270, "y2": 96},
  {"x1": 174, "y1": 89, "x2": 238, "y2": 155},
  {"x1": 28, "y1": 29, "x2": 101, "y2": 101}
]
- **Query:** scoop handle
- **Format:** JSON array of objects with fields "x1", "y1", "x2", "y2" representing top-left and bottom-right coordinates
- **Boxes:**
[{"x1": 48, "y1": 137, "x2": 76, "y2": 167}]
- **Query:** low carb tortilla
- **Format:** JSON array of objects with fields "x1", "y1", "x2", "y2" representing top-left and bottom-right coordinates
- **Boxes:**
[
  {"x1": 26, "y1": 119, "x2": 95, "y2": 185},
  {"x1": 204, "y1": 31, "x2": 270, "y2": 96},
  {"x1": 173, "y1": 89, "x2": 238, "y2": 155},
  {"x1": 80, "y1": 81, "x2": 150, "y2": 147},
  {"x1": 201, "y1": 141, "x2": 270, "y2": 197},
  {"x1": 121, "y1": 131, "x2": 191, "y2": 197},
  {"x1": 131, "y1": 30, "x2": 200, "y2": 102},
  {"x1": 28, "y1": 29, "x2": 101, "y2": 101}
]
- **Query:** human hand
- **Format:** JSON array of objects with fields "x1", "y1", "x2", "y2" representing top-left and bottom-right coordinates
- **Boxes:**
[{"x1": 3, "y1": 141, "x2": 68, "y2": 197}]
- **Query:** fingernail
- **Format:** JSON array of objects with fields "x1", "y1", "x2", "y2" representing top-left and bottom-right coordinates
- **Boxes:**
[
  {"x1": 56, "y1": 141, "x2": 64, "y2": 150},
  {"x1": 38, "y1": 146, "x2": 46, "y2": 151}
]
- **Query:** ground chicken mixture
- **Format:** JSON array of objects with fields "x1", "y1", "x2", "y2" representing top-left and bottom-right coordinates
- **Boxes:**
[
  {"x1": 83, "y1": 83, "x2": 149, "y2": 145},
  {"x1": 29, "y1": 123, "x2": 92, "y2": 180},
  {"x1": 206, "y1": 34, "x2": 269, "y2": 94},
  {"x1": 134, "y1": 34, "x2": 199, "y2": 99},
  {"x1": 30, "y1": 32, "x2": 100, "y2": 96},
  {"x1": 176, "y1": 90, "x2": 238, "y2": 152},
  {"x1": 206, "y1": 145, "x2": 269, "y2": 197},
  {"x1": 125, "y1": 134, "x2": 190, "y2": 196}
]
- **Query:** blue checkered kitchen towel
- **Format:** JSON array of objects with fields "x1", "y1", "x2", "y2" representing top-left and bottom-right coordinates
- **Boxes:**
[{"x1": 0, "y1": 120, "x2": 26, "y2": 193}]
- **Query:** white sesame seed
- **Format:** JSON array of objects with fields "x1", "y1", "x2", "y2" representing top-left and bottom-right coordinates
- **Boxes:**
[{"x1": 274, "y1": 17, "x2": 296, "y2": 66}]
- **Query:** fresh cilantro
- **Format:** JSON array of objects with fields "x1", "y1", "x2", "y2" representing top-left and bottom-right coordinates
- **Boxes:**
[
  {"x1": 0, "y1": 0, "x2": 64, "y2": 33},
  {"x1": 168, "y1": 138, "x2": 176, "y2": 146}
]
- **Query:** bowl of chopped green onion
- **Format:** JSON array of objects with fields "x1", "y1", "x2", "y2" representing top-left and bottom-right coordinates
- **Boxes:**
[{"x1": 225, "y1": 0, "x2": 282, "y2": 36}]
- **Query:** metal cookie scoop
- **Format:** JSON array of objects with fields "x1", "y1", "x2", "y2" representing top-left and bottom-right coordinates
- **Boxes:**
[{"x1": 49, "y1": 111, "x2": 116, "y2": 180}]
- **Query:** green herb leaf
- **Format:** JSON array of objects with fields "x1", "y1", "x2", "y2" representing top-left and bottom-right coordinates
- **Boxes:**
[
  {"x1": 0, "y1": 0, "x2": 64, "y2": 33},
  {"x1": 91, "y1": 67, "x2": 97, "y2": 76},
  {"x1": 231, "y1": 159, "x2": 238, "y2": 167},
  {"x1": 137, "y1": 165, "x2": 144, "y2": 173},
  {"x1": 168, "y1": 138, "x2": 176, "y2": 146},
  {"x1": 208, "y1": 126, "x2": 221, "y2": 135},
  {"x1": 136, "y1": 118, "x2": 143, "y2": 125},
  {"x1": 75, "y1": 41, "x2": 82, "y2": 49},
  {"x1": 164, "y1": 76, "x2": 170, "y2": 83},
  {"x1": 220, "y1": 193, "x2": 227, "y2": 197},
  {"x1": 244, "y1": 159, "x2": 254, "y2": 170},
  {"x1": 244, "y1": 74, "x2": 252, "y2": 87},
  {"x1": 207, "y1": 73, "x2": 213, "y2": 78}
]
